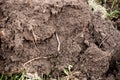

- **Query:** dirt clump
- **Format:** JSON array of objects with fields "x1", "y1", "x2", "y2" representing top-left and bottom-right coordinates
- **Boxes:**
[{"x1": 0, "y1": 0, "x2": 120, "y2": 80}]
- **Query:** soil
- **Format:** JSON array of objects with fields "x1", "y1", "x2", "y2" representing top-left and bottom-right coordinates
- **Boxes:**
[{"x1": 0, "y1": 0, "x2": 120, "y2": 80}]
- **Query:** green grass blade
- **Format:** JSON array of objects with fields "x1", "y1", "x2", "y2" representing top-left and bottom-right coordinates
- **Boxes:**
[
  {"x1": 111, "y1": 0, "x2": 119, "y2": 9},
  {"x1": 0, "y1": 74, "x2": 3, "y2": 80},
  {"x1": 107, "y1": 10, "x2": 120, "y2": 19}
]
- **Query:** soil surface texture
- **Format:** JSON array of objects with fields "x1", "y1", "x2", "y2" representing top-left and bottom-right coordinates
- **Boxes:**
[{"x1": 0, "y1": 0, "x2": 120, "y2": 80}]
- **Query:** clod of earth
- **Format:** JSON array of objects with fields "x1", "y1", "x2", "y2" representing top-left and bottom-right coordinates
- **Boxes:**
[{"x1": 0, "y1": 0, "x2": 120, "y2": 80}]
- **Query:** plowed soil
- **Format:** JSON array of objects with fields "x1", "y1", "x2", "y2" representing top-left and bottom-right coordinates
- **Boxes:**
[{"x1": 0, "y1": 0, "x2": 120, "y2": 80}]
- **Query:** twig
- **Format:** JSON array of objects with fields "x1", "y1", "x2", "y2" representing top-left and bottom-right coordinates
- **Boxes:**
[
  {"x1": 99, "y1": 35, "x2": 109, "y2": 48},
  {"x1": 56, "y1": 33, "x2": 61, "y2": 53},
  {"x1": 31, "y1": 29, "x2": 40, "y2": 52},
  {"x1": 23, "y1": 57, "x2": 48, "y2": 67}
]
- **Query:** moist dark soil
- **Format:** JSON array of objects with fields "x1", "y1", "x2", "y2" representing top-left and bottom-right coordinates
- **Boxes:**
[{"x1": 0, "y1": 0, "x2": 120, "y2": 80}]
